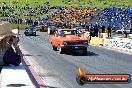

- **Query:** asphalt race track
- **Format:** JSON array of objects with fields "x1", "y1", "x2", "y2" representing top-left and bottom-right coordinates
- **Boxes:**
[{"x1": 19, "y1": 30, "x2": 132, "y2": 88}]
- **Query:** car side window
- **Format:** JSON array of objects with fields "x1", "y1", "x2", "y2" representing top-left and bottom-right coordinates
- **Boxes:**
[{"x1": 58, "y1": 31, "x2": 65, "y2": 36}]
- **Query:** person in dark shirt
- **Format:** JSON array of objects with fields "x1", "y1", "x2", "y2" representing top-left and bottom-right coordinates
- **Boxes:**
[
  {"x1": 34, "y1": 20, "x2": 38, "y2": 26},
  {"x1": 86, "y1": 24, "x2": 90, "y2": 31},
  {"x1": 94, "y1": 23, "x2": 99, "y2": 37},
  {"x1": 17, "y1": 26, "x2": 20, "y2": 35},
  {"x1": 102, "y1": 25, "x2": 105, "y2": 33},
  {"x1": 89, "y1": 24, "x2": 94, "y2": 40},
  {"x1": 107, "y1": 25, "x2": 112, "y2": 38},
  {"x1": 130, "y1": 26, "x2": 132, "y2": 34},
  {"x1": 41, "y1": 25, "x2": 44, "y2": 32},
  {"x1": 3, "y1": 36, "x2": 22, "y2": 66}
]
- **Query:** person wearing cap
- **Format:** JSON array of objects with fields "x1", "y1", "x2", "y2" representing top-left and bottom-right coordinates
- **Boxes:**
[{"x1": 0, "y1": 21, "x2": 22, "y2": 66}]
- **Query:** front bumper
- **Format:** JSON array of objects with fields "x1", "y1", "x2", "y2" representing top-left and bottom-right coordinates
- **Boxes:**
[
  {"x1": 60, "y1": 44, "x2": 88, "y2": 50},
  {"x1": 61, "y1": 44, "x2": 88, "y2": 47},
  {"x1": 26, "y1": 32, "x2": 36, "y2": 35}
]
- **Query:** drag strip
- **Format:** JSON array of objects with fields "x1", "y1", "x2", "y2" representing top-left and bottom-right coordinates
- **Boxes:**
[{"x1": 19, "y1": 30, "x2": 132, "y2": 88}]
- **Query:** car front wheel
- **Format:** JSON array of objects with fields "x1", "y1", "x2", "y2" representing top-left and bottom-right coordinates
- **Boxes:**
[
  {"x1": 25, "y1": 33, "x2": 28, "y2": 36},
  {"x1": 52, "y1": 45, "x2": 57, "y2": 51},
  {"x1": 58, "y1": 46, "x2": 64, "y2": 54}
]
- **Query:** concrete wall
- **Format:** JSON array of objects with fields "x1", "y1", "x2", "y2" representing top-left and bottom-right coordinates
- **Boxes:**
[{"x1": 103, "y1": 38, "x2": 132, "y2": 52}]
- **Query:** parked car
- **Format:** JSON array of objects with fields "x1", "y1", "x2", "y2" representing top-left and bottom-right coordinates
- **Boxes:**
[{"x1": 50, "y1": 28, "x2": 89, "y2": 55}]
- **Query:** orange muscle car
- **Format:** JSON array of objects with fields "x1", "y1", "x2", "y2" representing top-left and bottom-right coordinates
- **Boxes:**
[{"x1": 50, "y1": 28, "x2": 88, "y2": 55}]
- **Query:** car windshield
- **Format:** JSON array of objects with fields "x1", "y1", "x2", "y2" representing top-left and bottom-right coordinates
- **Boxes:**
[{"x1": 59, "y1": 30, "x2": 78, "y2": 36}]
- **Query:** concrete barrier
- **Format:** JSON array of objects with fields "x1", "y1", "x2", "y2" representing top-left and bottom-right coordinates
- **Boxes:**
[
  {"x1": 128, "y1": 34, "x2": 132, "y2": 38},
  {"x1": 90, "y1": 36, "x2": 132, "y2": 53},
  {"x1": 1, "y1": 64, "x2": 35, "y2": 88},
  {"x1": 103, "y1": 38, "x2": 132, "y2": 53}
]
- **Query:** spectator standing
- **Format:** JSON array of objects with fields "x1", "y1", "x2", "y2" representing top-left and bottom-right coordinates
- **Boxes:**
[
  {"x1": 41, "y1": 25, "x2": 44, "y2": 32},
  {"x1": 94, "y1": 22, "x2": 99, "y2": 37},
  {"x1": 107, "y1": 25, "x2": 112, "y2": 38},
  {"x1": 17, "y1": 26, "x2": 20, "y2": 35},
  {"x1": 102, "y1": 25, "x2": 105, "y2": 33},
  {"x1": 34, "y1": 19, "x2": 38, "y2": 26},
  {"x1": 89, "y1": 24, "x2": 94, "y2": 40},
  {"x1": 86, "y1": 24, "x2": 90, "y2": 31}
]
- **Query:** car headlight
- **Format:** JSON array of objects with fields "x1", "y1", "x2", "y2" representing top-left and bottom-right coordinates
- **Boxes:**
[
  {"x1": 64, "y1": 42, "x2": 68, "y2": 45},
  {"x1": 83, "y1": 41, "x2": 88, "y2": 45}
]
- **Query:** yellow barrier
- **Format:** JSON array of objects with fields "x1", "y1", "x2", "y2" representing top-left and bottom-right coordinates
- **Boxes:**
[
  {"x1": 90, "y1": 37, "x2": 104, "y2": 46},
  {"x1": 84, "y1": 33, "x2": 89, "y2": 39}
]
